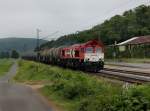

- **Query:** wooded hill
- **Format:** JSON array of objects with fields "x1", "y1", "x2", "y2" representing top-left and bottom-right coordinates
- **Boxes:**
[
  {"x1": 40, "y1": 5, "x2": 150, "y2": 49},
  {"x1": 0, "y1": 38, "x2": 47, "y2": 54}
]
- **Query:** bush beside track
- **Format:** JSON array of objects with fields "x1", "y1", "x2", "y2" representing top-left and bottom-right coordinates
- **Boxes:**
[
  {"x1": 0, "y1": 59, "x2": 13, "y2": 76},
  {"x1": 14, "y1": 60, "x2": 150, "y2": 111}
]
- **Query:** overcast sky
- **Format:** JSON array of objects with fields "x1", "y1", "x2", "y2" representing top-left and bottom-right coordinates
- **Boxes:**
[{"x1": 0, "y1": 0, "x2": 149, "y2": 39}]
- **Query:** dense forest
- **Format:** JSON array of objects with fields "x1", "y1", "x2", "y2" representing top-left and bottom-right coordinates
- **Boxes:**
[{"x1": 41, "y1": 5, "x2": 150, "y2": 49}]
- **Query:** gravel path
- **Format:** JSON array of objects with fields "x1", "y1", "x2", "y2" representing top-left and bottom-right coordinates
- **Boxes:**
[{"x1": 0, "y1": 61, "x2": 53, "y2": 111}]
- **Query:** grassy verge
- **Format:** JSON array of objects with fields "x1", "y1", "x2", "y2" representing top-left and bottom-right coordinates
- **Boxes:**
[
  {"x1": 0, "y1": 59, "x2": 13, "y2": 76},
  {"x1": 14, "y1": 60, "x2": 150, "y2": 111}
]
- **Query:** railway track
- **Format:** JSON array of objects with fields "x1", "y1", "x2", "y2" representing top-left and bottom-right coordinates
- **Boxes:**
[
  {"x1": 94, "y1": 68, "x2": 150, "y2": 84},
  {"x1": 104, "y1": 68, "x2": 150, "y2": 77},
  {"x1": 25, "y1": 60, "x2": 150, "y2": 84}
]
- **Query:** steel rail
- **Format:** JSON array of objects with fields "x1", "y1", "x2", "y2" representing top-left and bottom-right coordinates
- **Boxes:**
[
  {"x1": 104, "y1": 68, "x2": 150, "y2": 77},
  {"x1": 90, "y1": 69, "x2": 150, "y2": 84}
]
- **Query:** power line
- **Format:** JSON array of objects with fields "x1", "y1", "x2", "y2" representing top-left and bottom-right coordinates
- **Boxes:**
[
  {"x1": 35, "y1": 29, "x2": 59, "y2": 52},
  {"x1": 41, "y1": 31, "x2": 59, "y2": 40}
]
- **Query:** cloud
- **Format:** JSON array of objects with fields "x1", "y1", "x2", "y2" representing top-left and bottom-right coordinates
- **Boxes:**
[{"x1": 0, "y1": 0, "x2": 148, "y2": 39}]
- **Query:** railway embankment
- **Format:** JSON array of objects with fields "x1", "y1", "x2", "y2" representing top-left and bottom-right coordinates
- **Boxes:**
[{"x1": 14, "y1": 60, "x2": 150, "y2": 111}]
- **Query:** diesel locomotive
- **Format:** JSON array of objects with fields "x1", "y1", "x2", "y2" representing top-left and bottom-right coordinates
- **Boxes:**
[{"x1": 23, "y1": 40, "x2": 104, "y2": 72}]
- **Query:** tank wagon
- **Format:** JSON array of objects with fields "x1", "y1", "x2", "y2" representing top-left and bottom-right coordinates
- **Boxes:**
[{"x1": 24, "y1": 40, "x2": 104, "y2": 72}]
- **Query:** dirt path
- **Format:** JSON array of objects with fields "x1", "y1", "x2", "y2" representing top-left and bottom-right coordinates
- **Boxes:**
[
  {"x1": 0, "y1": 61, "x2": 18, "y2": 83},
  {"x1": 0, "y1": 61, "x2": 53, "y2": 111}
]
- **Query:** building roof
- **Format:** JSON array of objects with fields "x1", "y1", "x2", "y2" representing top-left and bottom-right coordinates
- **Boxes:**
[{"x1": 117, "y1": 35, "x2": 150, "y2": 46}]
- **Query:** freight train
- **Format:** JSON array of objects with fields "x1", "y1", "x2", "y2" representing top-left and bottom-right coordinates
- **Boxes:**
[{"x1": 23, "y1": 40, "x2": 104, "y2": 72}]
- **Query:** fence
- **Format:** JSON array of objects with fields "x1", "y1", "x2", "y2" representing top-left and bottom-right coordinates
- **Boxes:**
[{"x1": 105, "y1": 44, "x2": 150, "y2": 59}]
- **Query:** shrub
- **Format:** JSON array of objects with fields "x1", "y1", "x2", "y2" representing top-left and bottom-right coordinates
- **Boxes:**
[
  {"x1": 78, "y1": 95, "x2": 115, "y2": 111},
  {"x1": 78, "y1": 86, "x2": 150, "y2": 111},
  {"x1": 50, "y1": 79, "x2": 96, "y2": 100},
  {"x1": 15, "y1": 60, "x2": 150, "y2": 111}
]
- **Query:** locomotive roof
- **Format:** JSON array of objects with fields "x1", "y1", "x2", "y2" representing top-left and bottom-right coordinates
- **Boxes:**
[
  {"x1": 40, "y1": 40, "x2": 103, "y2": 51},
  {"x1": 70, "y1": 40, "x2": 103, "y2": 48}
]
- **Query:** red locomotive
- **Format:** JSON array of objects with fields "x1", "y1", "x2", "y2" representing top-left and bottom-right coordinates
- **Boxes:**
[{"x1": 24, "y1": 40, "x2": 104, "y2": 72}]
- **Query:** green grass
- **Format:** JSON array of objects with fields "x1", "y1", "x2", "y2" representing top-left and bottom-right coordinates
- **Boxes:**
[
  {"x1": 0, "y1": 59, "x2": 13, "y2": 77},
  {"x1": 14, "y1": 60, "x2": 150, "y2": 111}
]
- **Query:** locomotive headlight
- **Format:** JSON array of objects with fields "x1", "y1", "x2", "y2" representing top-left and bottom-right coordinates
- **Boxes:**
[{"x1": 85, "y1": 58, "x2": 89, "y2": 62}]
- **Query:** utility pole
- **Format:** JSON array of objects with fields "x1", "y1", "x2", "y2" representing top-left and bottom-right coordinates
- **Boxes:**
[
  {"x1": 36, "y1": 28, "x2": 41, "y2": 61},
  {"x1": 35, "y1": 29, "x2": 59, "y2": 73},
  {"x1": 36, "y1": 29, "x2": 59, "y2": 60}
]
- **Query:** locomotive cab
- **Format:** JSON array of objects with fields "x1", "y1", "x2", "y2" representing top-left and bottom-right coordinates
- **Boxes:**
[
  {"x1": 84, "y1": 47, "x2": 104, "y2": 62},
  {"x1": 82, "y1": 40, "x2": 104, "y2": 72}
]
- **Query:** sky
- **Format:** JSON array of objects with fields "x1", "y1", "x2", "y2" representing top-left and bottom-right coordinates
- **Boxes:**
[{"x1": 0, "y1": 0, "x2": 149, "y2": 40}]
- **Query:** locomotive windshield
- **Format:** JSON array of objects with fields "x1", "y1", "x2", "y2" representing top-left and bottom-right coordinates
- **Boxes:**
[
  {"x1": 96, "y1": 48, "x2": 102, "y2": 53},
  {"x1": 86, "y1": 47, "x2": 93, "y2": 53}
]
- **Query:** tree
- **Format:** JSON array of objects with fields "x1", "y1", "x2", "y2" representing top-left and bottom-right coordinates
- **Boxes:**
[
  {"x1": 11, "y1": 50, "x2": 19, "y2": 58},
  {"x1": 0, "y1": 51, "x2": 10, "y2": 58},
  {"x1": 40, "y1": 5, "x2": 150, "y2": 48}
]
